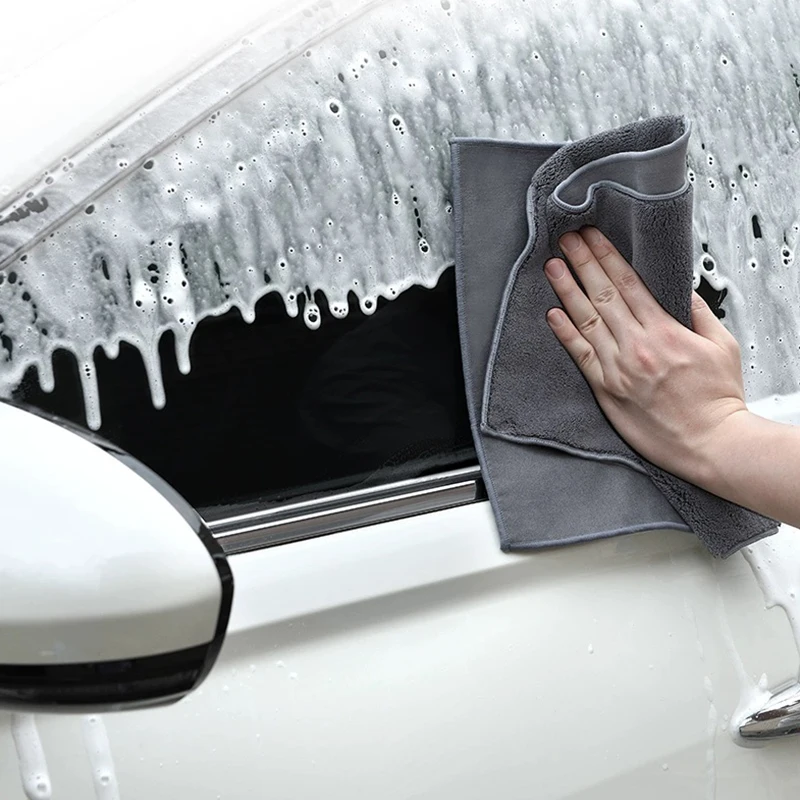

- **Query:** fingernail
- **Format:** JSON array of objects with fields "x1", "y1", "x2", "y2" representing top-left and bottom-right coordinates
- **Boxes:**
[
  {"x1": 581, "y1": 226, "x2": 601, "y2": 243},
  {"x1": 547, "y1": 309, "x2": 565, "y2": 327},
  {"x1": 545, "y1": 259, "x2": 565, "y2": 279},
  {"x1": 560, "y1": 232, "x2": 581, "y2": 252}
]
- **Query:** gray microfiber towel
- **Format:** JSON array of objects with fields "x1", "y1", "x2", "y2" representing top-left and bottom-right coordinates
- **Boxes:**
[{"x1": 451, "y1": 116, "x2": 777, "y2": 557}]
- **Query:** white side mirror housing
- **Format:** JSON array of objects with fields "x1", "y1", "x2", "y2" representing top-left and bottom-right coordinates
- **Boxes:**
[{"x1": 0, "y1": 400, "x2": 233, "y2": 712}]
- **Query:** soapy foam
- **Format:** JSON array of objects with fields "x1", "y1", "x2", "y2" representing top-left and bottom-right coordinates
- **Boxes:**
[
  {"x1": 10, "y1": 714, "x2": 51, "y2": 800},
  {"x1": 727, "y1": 536, "x2": 800, "y2": 748},
  {"x1": 81, "y1": 715, "x2": 120, "y2": 800},
  {"x1": 0, "y1": 0, "x2": 798, "y2": 426}
]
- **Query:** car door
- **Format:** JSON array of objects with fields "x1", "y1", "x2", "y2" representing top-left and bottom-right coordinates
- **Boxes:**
[{"x1": 2, "y1": 0, "x2": 800, "y2": 798}]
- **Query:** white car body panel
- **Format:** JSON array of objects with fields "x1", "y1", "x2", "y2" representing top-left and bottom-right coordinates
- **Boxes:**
[
  {"x1": 2, "y1": 2, "x2": 800, "y2": 798},
  {"x1": 2, "y1": 506, "x2": 800, "y2": 798}
]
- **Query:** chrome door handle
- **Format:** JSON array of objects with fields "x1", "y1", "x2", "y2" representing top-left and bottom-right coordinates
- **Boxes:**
[{"x1": 739, "y1": 682, "x2": 800, "y2": 740}]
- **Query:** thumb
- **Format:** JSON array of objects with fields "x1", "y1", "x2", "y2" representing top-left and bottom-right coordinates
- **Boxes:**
[{"x1": 690, "y1": 291, "x2": 729, "y2": 345}]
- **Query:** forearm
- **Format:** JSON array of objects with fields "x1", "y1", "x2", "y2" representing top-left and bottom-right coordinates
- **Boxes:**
[{"x1": 694, "y1": 410, "x2": 800, "y2": 528}]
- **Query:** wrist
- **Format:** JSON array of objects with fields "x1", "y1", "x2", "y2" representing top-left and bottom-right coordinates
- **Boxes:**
[{"x1": 693, "y1": 409, "x2": 782, "y2": 502}]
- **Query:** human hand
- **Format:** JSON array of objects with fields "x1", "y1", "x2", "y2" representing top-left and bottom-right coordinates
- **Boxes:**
[{"x1": 544, "y1": 227, "x2": 749, "y2": 489}]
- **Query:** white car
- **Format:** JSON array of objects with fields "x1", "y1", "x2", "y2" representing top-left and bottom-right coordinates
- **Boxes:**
[{"x1": 2, "y1": 1, "x2": 800, "y2": 798}]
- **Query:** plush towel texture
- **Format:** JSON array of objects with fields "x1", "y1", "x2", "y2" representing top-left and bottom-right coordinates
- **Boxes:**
[{"x1": 451, "y1": 116, "x2": 777, "y2": 557}]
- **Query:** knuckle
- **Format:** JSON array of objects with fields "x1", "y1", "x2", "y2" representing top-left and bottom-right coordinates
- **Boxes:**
[
  {"x1": 576, "y1": 346, "x2": 596, "y2": 371},
  {"x1": 578, "y1": 312, "x2": 603, "y2": 334},
  {"x1": 602, "y1": 360, "x2": 628, "y2": 396},
  {"x1": 631, "y1": 340, "x2": 655, "y2": 370},
  {"x1": 584, "y1": 229, "x2": 611, "y2": 253},
  {"x1": 657, "y1": 324, "x2": 680, "y2": 348},
  {"x1": 591, "y1": 239, "x2": 613, "y2": 257},
  {"x1": 605, "y1": 374, "x2": 627, "y2": 399},
  {"x1": 616, "y1": 271, "x2": 640, "y2": 292},
  {"x1": 560, "y1": 284, "x2": 578, "y2": 303},
  {"x1": 593, "y1": 286, "x2": 618, "y2": 306},
  {"x1": 725, "y1": 336, "x2": 741, "y2": 359},
  {"x1": 570, "y1": 254, "x2": 593, "y2": 271}
]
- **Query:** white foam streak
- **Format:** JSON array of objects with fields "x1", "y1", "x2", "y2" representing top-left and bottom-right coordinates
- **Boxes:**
[
  {"x1": 10, "y1": 714, "x2": 52, "y2": 800},
  {"x1": 81, "y1": 715, "x2": 121, "y2": 800}
]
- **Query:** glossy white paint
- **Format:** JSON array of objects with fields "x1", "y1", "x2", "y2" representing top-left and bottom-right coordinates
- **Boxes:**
[
  {"x1": 2, "y1": 504, "x2": 800, "y2": 798},
  {"x1": 0, "y1": 402, "x2": 221, "y2": 664},
  {"x1": 0, "y1": 0, "x2": 298, "y2": 195}
]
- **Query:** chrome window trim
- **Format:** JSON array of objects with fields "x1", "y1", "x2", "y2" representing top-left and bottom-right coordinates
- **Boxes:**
[{"x1": 208, "y1": 466, "x2": 482, "y2": 555}]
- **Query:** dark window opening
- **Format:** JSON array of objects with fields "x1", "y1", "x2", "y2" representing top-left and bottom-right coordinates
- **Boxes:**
[
  {"x1": 15, "y1": 267, "x2": 476, "y2": 516},
  {"x1": 696, "y1": 275, "x2": 728, "y2": 319}
]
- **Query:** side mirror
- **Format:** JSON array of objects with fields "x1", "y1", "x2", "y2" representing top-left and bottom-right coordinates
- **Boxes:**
[{"x1": 0, "y1": 400, "x2": 233, "y2": 713}]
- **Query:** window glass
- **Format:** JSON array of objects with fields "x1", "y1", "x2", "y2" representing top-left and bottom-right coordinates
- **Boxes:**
[
  {"x1": 1, "y1": 0, "x2": 799, "y2": 510},
  {"x1": 14, "y1": 268, "x2": 475, "y2": 513}
]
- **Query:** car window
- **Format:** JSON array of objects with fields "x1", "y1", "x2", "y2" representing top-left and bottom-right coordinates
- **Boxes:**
[
  {"x1": 13, "y1": 266, "x2": 475, "y2": 514},
  {"x1": 1, "y1": 0, "x2": 798, "y2": 522}
]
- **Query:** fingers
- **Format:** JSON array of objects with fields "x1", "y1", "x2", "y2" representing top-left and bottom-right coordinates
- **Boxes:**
[
  {"x1": 544, "y1": 257, "x2": 618, "y2": 363},
  {"x1": 576, "y1": 228, "x2": 664, "y2": 324},
  {"x1": 557, "y1": 232, "x2": 636, "y2": 338},
  {"x1": 546, "y1": 308, "x2": 604, "y2": 387}
]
